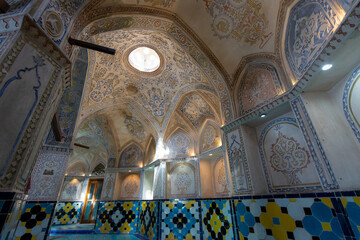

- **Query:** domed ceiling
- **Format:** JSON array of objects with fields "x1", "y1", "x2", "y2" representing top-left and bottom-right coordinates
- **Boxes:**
[
  {"x1": 88, "y1": 0, "x2": 281, "y2": 77},
  {"x1": 65, "y1": 0, "x2": 351, "y2": 168}
]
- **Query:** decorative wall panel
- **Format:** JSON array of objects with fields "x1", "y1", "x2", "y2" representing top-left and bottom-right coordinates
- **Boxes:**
[
  {"x1": 343, "y1": 65, "x2": 360, "y2": 143},
  {"x1": 213, "y1": 158, "x2": 229, "y2": 196},
  {"x1": 161, "y1": 200, "x2": 201, "y2": 240},
  {"x1": 238, "y1": 63, "x2": 283, "y2": 113},
  {"x1": 120, "y1": 174, "x2": 141, "y2": 199},
  {"x1": 285, "y1": 0, "x2": 341, "y2": 79},
  {"x1": 119, "y1": 144, "x2": 143, "y2": 168},
  {"x1": 101, "y1": 173, "x2": 116, "y2": 200},
  {"x1": 95, "y1": 201, "x2": 139, "y2": 234},
  {"x1": 14, "y1": 202, "x2": 54, "y2": 239},
  {"x1": 234, "y1": 198, "x2": 345, "y2": 239},
  {"x1": 28, "y1": 151, "x2": 69, "y2": 201},
  {"x1": 168, "y1": 133, "x2": 192, "y2": 157},
  {"x1": 60, "y1": 178, "x2": 84, "y2": 201},
  {"x1": 139, "y1": 201, "x2": 158, "y2": 240},
  {"x1": 37, "y1": 0, "x2": 87, "y2": 44},
  {"x1": 168, "y1": 161, "x2": 199, "y2": 199},
  {"x1": 45, "y1": 48, "x2": 88, "y2": 147},
  {"x1": 225, "y1": 128, "x2": 251, "y2": 194},
  {"x1": 52, "y1": 202, "x2": 82, "y2": 225},
  {"x1": 258, "y1": 116, "x2": 321, "y2": 192},
  {"x1": 291, "y1": 97, "x2": 339, "y2": 190},
  {"x1": 200, "y1": 122, "x2": 221, "y2": 153},
  {"x1": 201, "y1": 200, "x2": 235, "y2": 240}
]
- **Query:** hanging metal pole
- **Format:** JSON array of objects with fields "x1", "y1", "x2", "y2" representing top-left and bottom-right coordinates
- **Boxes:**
[{"x1": 68, "y1": 37, "x2": 116, "y2": 55}]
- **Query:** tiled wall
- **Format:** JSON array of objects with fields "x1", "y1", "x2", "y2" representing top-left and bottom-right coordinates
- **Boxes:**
[
  {"x1": 4, "y1": 191, "x2": 360, "y2": 239},
  {"x1": 52, "y1": 202, "x2": 83, "y2": 225}
]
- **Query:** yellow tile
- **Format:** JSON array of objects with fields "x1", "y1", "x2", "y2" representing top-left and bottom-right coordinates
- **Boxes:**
[
  {"x1": 322, "y1": 222, "x2": 332, "y2": 231},
  {"x1": 266, "y1": 202, "x2": 281, "y2": 217},
  {"x1": 272, "y1": 225, "x2": 288, "y2": 240},
  {"x1": 354, "y1": 197, "x2": 360, "y2": 207},
  {"x1": 279, "y1": 214, "x2": 296, "y2": 232},
  {"x1": 251, "y1": 199, "x2": 256, "y2": 202},
  {"x1": 321, "y1": 198, "x2": 333, "y2": 208},
  {"x1": 289, "y1": 199, "x2": 296, "y2": 202},
  {"x1": 341, "y1": 198, "x2": 348, "y2": 208},
  {"x1": 260, "y1": 213, "x2": 273, "y2": 229},
  {"x1": 240, "y1": 216, "x2": 245, "y2": 222}
]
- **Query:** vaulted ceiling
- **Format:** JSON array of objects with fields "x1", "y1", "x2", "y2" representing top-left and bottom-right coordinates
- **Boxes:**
[{"x1": 64, "y1": 0, "x2": 352, "y2": 169}]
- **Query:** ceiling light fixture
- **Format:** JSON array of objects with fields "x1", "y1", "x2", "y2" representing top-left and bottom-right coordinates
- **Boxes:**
[
  {"x1": 260, "y1": 114, "x2": 266, "y2": 118},
  {"x1": 209, "y1": 154, "x2": 213, "y2": 156},
  {"x1": 321, "y1": 64, "x2": 333, "y2": 71}
]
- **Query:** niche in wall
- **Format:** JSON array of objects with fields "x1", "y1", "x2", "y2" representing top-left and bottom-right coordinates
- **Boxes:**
[
  {"x1": 199, "y1": 151, "x2": 229, "y2": 198},
  {"x1": 142, "y1": 167, "x2": 155, "y2": 200},
  {"x1": 166, "y1": 160, "x2": 199, "y2": 199},
  {"x1": 256, "y1": 110, "x2": 321, "y2": 192},
  {"x1": 115, "y1": 172, "x2": 141, "y2": 200}
]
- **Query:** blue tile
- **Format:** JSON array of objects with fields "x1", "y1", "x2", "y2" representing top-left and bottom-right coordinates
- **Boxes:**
[
  {"x1": 303, "y1": 215, "x2": 322, "y2": 236},
  {"x1": 342, "y1": 191, "x2": 356, "y2": 197},
  {"x1": 316, "y1": 192, "x2": 335, "y2": 197}
]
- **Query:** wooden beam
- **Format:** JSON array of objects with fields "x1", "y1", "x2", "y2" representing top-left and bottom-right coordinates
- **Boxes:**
[{"x1": 68, "y1": 37, "x2": 116, "y2": 55}]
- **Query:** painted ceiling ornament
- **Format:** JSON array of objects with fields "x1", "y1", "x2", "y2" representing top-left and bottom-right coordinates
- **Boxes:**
[
  {"x1": 169, "y1": 133, "x2": 191, "y2": 156},
  {"x1": 43, "y1": 10, "x2": 64, "y2": 40},
  {"x1": 270, "y1": 131, "x2": 311, "y2": 185},
  {"x1": 124, "y1": 176, "x2": 139, "y2": 195},
  {"x1": 90, "y1": 80, "x2": 113, "y2": 103},
  {"x1": 179, "y1": 93, "x2": 214, "y2": 128},
  {"x1": 123, "y1": 114, "x2": 146, "y2": 140},
  {"x1": 203, "y1": 0, "x2": 273, "y2": 48}
]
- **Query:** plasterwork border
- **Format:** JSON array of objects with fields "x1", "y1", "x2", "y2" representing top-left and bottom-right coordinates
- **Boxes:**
[
  {"x1": 343, "y1": 65, "x2": 360, "y2": 143},
  {"x1": 258, "y1": 117, "x2": 322, "y2": 193}
]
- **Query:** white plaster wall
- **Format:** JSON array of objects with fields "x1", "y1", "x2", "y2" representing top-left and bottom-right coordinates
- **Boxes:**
[
  {"x1": 199, "y1": 159, "x2": 214, "y2": 198},
  {"x1": 241, "y1": 125, "x2": 268, "y2": 194},
  {"x1": 302, "y1": 72, "x2": 360, "y2": 189},
  {"x1": 142, "y1": 169, "x2": 155, "y2": 200}
]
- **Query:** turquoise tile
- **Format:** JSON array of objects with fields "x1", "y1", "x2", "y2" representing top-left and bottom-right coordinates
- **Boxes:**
[
  {"x1": 320, "y1": 231, "x2": 341, "y2": 240},
  {"x1": 330, "y1": 218, "x2": 344, "y2": 238},
  {"x1": 303, "y1": 215, "x2": 322, "y2": 236},
  {"x1": 245, "y1": 212, "x2": 255, "y2": 227},
  {"x1": 347, "y1": 202, "x2": 360, "y2": 225},
  {"x1": 311, "y1": 202, "x2": 333, "y2": 222}
]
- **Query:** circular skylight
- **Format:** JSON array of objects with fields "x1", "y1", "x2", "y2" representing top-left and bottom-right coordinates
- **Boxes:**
[{"x1": 128, "y1": 47, "x2": 160, "y2": 72}]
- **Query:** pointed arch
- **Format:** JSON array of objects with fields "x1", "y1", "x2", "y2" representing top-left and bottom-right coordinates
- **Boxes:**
[
  {"x1": 199, "y1": 120, "x2": 222, "y2": 153},
  {"x1": 118, "y1": 141, "x2": 144, "y2": 168}
]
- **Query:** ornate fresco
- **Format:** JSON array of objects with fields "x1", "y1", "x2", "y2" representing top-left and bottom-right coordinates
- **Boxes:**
[
  {"x1": 237, "y1": 63, "x2": 283, "y2": 113},
  {"x1": 119, "y1": 144, "x2": 143, "y2": 168},
  {"x1": 120, "y1": 174, "x2": 141, "y2": 199},
  {"x1": 258, "y1": 115, "x2": 321, "y2": 192}
]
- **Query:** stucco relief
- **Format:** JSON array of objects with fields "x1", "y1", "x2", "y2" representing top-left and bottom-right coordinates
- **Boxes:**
[
  {"x1": 169, "y1": 164, "x2": 196, "y2": 197},
  {"x1": 28, "y1": 152, "x2": 69, "y2": 201},
  {"x1": 121, "y1": 174, "x2": 141, "y2": 199},
  {"x1": 60, "y1": 178, "x2": 84, "y2": 201},
  {"x1": 343, "y1": 66, "x2": 360, "y2": 143},
  {"x1": 119, "y1": 144, "x2": 143, "y2": 168},
  {"x1": 213, "y1": 158, "x2": 228, "y2": 195},
  {"x1": 258, "y1": 116, "x2": 321, "y2": 192},
  {"x1": 238, "y1": 63, "x2": 283, "y2": 113},
  {"x1": 200, "y1": 122, "x2": 221, "y2": 152},
  {"x1": 102, "y1": 173, "x2": 115, "y2": 200},
  {"x1": 168, "y1": 132, "x2": 192, "y2": 157},
  {"x1": 285, "y1": 0, "x2": 341, "y2": 79},
  {"x1": 179, "y1": 93, "x2": 215, "y2": 129},
  {"x1": 226, "y1": 128, "x2": 251, "y2": 194},
  {"x1": 202, "y1": 0, "x2": 273, "y2": 48}
]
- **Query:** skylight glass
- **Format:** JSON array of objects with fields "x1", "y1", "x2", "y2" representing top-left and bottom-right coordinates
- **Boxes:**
[{"x1": 128, "y1": 47, "x2": 160, "y2": 72}]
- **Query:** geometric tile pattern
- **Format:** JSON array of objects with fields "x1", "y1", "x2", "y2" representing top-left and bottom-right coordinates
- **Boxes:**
[
  {"x1": 341, "y1": 197, "x2": 360, "y2": 239},
  {"x1": 202, "y1": 200, "x2": 235, "y2": 240},
  {"x1": 52, "y1": 202, "x2": 82, "y2": 225},
  {"x1": 14, "y1": 202, "x2": 54, "y2": 240},
  {"x1": 95, "y1": 201, "x2": 139, "y2": 234},
  {"x1": 161, "y1": 200, "x2": 201, "y2": 240},
  {"x1": 139, "y1": 201, "x2": 158, "y2": 240},
  {"x1": 234, "y1": 198, "x2": 344, "y2": 240}
]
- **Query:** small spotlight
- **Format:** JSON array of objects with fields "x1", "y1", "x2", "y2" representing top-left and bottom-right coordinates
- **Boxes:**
[
  {"x1": 260, "y1": 114, "x2": 266, "y2": 118},
  {"x1": 322, "y1": 64, "x2": 333, "y2": 71},
  {"x1": 209, "y1": 154, "x2": 213, "y2": 156},
  {"x1": 129, "y1": 170, "x2": 131, "y2": 173}
]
